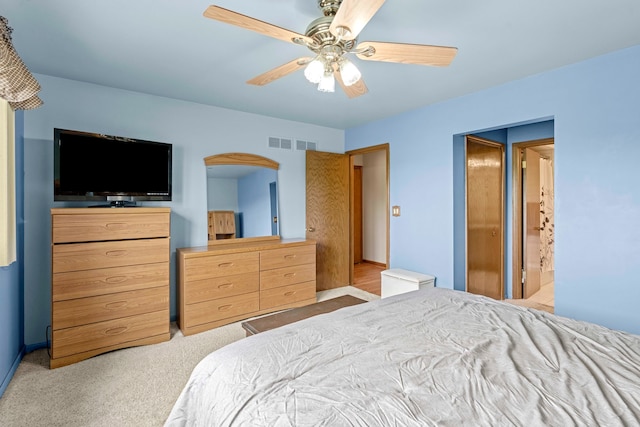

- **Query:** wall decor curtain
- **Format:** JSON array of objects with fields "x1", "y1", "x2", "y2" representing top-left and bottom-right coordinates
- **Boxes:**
[
  {"x1": 0, "y1": 16, "x2": 40, "y2": 266},
  {"x1": 539, "y1": 158, "x2": 554, "y2": 273},
  {"x1": 0, "y1": 16, "x2": 42, "y2": 109}
]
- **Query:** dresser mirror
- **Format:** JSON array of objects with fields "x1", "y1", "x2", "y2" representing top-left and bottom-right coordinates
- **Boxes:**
[{"x1": 205, "y1": 153, "x2": 279, "y2": 245}]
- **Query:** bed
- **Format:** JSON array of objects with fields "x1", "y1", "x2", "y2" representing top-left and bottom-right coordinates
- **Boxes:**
[{"x1": 165, "y1": 288, "x2": 640, "y2": 426}]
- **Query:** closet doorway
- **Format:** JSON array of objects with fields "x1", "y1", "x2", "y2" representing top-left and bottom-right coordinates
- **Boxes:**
[
  {"x1": 512, "y1": 139, "x2": 554, "y2": 308},
  {"x1": 346, "y1": 144, "x2": 389, "y2": 296}
]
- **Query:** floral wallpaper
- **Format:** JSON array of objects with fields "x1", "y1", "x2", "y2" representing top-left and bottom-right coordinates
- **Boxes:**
[{"x1": 540, "y1": 158, "x2": 554, "y2": 272}]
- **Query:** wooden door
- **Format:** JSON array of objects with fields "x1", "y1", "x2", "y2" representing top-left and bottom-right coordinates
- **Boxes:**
[
  {"x1": 353, "y1": 166, "x2": 363, "y2": 264},
  {"x1": 306, "y1": 151, "x2": 350, "y2": 291},
  {"x1": 523, "y1": 148, "x2": 541, "y2": 298},
  {"x1": 466, "y1": 136, "x2": 504, "y2": 300}
]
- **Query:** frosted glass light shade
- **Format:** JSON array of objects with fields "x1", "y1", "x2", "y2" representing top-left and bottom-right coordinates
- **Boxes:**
[
  {"x1": 339, "y1": 58, "x2": 361, "y2": 86},
  {"x1": 317, "y1": 71, "x2": 335, "y2": 93},
  {"x1": 304, "y1": 59, "x2": 324, "y2": 84}
]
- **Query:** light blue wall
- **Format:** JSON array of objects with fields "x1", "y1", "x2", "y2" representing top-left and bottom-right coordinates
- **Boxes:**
[
  {"x1": 207, "y1": 177, "x2": 238, "y2": 211},
  {"x1": 0, "y1": 111, "x2": 25, "y2": 397},
  {"x1": 346, "y1": 45, "x2": 640, "y2": 335},
  {"x1": 22, "y1": 74, "x2": 344, "y2": 347}
]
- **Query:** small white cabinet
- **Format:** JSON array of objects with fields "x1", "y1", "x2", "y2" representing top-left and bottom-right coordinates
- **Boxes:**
[{"x1": 381, "y1": 269, "x2": 435, "y2": 299}]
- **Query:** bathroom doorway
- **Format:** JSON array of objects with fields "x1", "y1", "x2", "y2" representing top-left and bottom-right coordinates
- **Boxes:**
[{"x1": 512, "y1": 139, "x2": 555, "y2": 309}]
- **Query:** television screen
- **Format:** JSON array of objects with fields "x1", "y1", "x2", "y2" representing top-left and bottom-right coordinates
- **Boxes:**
[{"x1": 54, "y1": 128, "x2": 172, "y2": 204}]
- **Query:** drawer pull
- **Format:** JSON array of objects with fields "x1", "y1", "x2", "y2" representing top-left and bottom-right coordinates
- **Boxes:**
[
  {"x1": 284, "y1": 291, "x2": 296, "y2": 297},
  {"x1": 106, "y1": 250, "x2": 128, "y2": 258},
  {"x1": 284, "y1": 255, "x2": 297, "y2": 260},
  {"x1": 284, "y1": 273, "x2": 296, "y2": 278},
  {"x1": 105, "y1": 301, "x2": 128, "y2": 310},
  {"x1": 105, "y1": 326, "x2": 128, "y2": 336},
  {"x1": 218, "y1": 262, "x2": 234, "y2": 268},
  {"x1": 105, "y1": 276, "x2": 128, "y2": 284},
  {"x1": 218, "y1": 283, "x2": 233, "y2": 289},
  {"x1": 105, "y1": 222, "x2": 129, "y2": 230},
  {"x1": 218, "y1": 304, "x2": 232, "y2": 311}
]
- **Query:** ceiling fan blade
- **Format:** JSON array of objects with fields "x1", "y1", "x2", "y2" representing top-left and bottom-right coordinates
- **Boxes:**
[
  {"x1": 329, "y1": 0, "x2": 386, "y2": 41},
  {"x1": 333, "y1": 63, "x2": 368, "y2": 99},
  {"x1": 204, "y1": 5, "x2": 313, "y2": 45},
  {"x1": 356, "y1": 41, "x2": 458, "y2": 66},
  {"x1": 247, "y1": 57, "x2": 313, "y2": 86}
]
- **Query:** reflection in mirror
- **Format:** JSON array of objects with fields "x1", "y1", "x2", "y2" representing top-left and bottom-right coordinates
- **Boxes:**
[{"x1": 206, "y1": 156, "x2": 279, "y2": 243}]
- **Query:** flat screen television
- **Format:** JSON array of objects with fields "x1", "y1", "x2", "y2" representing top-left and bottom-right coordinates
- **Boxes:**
[{"x1": 54, "y1": 128, "x2": 172, "y2": 205}]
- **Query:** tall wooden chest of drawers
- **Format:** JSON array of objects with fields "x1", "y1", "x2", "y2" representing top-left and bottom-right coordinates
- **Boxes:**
[
  {"x1": 177, "y1": 238, "x2": 316, "y2": 336},
  {"x1": 50, "y1": 207, "x2": 171, "y2": 368}
]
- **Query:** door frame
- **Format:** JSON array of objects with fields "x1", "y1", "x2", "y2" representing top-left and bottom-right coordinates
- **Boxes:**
[
  {"x1": 511, "y1": 138, "x2": 554, "y2": 299},
  {"x1": 353, "y1": 165, "x2": 363, "y2": 264},
  {"x1": 345, "y1": 143, "x2": 390, "y2": 285}
]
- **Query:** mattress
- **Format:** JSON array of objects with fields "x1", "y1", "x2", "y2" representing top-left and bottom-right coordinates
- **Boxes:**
[{"x1": 165, "y1": 288, "x2": 640, "y2": 426}]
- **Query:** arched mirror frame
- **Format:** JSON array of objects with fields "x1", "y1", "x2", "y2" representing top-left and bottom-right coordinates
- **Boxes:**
[{"x1": 204, "y1": 152, "x2": 280, "y2": 246}]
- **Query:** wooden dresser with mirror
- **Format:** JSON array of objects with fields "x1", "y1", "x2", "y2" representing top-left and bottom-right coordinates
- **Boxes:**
[{"x1": 177, "y1": 153, "x2": 317, "y2": 336}]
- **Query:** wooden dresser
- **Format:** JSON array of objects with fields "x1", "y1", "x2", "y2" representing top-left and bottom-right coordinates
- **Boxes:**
[
  {"x1": 50, "y1": 207, "x2": 171, "y2": 368},
  {"x1": 177, "y1": 238, "x2": 316, "y2": 336}
]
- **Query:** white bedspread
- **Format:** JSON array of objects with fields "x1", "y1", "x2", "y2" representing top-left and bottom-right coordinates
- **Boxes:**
[{"x1": 165, "y1": 288, "x2": 640, "y2": 426}]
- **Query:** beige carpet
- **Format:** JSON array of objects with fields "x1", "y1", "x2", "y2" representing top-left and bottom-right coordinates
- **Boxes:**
[{"x1": 0, "y1": 287, "x2": 379, "y2": 427}]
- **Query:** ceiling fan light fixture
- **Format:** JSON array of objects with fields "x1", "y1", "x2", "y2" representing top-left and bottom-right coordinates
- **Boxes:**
[
  {"x1": 304, "y1": 58, "x2": 325, "y2": 84},
  {"x1": 317, "y1": 70, "x2": 335, "y2": 93},
  {"x1": 339, "y1": 58, "x2": 361, "y2": 86}
]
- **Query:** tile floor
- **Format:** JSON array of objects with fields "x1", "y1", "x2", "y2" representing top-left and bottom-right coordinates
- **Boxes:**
[{"x1": 527, "y1": 281, "x2": 554, "y2": 307}]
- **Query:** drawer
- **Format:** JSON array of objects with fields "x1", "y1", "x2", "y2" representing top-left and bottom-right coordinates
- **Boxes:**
[
  {"x1": 53, "y1": 287, "x2": 169, "y2": 330},
  {"x1": 260, "y1": 281, "x2": 316, "y2": 311},
  {"x1": 52, "y1": 263, "x2": 169, "y2": 301},
  {"x1": 184, "y1": 292, "x2": 259, "y2": 328},
  {"x1": 260, "y1": 244, "x2": 316, "y2": 270},
  {"x1": 185, "y1": 272, "x2": 259, "y2": 305},
  {"x1": 52, "y1": 212, "x2": 170, "y2": 243},
  {"x1": 51, "y1": 310, "x2": 169, "y2": 359},
  {"x1": 183, "y1": 252, "x2": 259, "y2": 282},
  {"x1": 260, "y1": 263, "x2": 316, "y2": 291},
  {"x1": 52, "y1": 238, "x2": 169, "y2": 273}
]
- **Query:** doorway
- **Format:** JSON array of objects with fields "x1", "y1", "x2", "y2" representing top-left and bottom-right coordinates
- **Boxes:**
[
  {"x1": 305, "y1": 145, "x2": 389, "y2": 294},
  {"x1": 347, "y1": 144, "x2": 389, "y2": 296},
  {"x1": 512, "y1": 139, "x2": 555, "y2": 309},
  {"x1": 269, "y1": 181, "x2": 277, "y2": 236}
]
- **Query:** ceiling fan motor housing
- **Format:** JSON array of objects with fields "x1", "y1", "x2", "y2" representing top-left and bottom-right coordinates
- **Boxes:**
[{"x1": 305, "y1": 16, "x2": 356, "y2": 55}]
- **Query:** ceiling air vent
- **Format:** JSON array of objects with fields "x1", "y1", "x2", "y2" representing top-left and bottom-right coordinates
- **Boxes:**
[
  {"x1": 296, "y1": 139, "x2": 318, "y2": 151},
  {"x1": 280, "y1": 138, "x2": 292, "y2": 150},
  {"x1": 268, "y1": 137, "x2": 281, "y2": 149},
  {"x1": 268, "y1": 136, "x2": 293, "y2": 150}
]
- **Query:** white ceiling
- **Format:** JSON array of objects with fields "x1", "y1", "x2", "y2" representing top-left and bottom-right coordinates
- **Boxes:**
[{"x1": 4, "y1": 0, "x2": 640, "y2": 129}]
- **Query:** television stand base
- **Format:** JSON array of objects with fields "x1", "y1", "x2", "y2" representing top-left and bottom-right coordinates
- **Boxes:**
[{"x1": 89, "y1": 201, "x2": 138, "y2": 208}]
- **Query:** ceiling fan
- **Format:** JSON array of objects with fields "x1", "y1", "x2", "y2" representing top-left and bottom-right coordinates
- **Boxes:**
[{"x1": 203, "y1": 0, "x2": 458, "y2": 98}]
